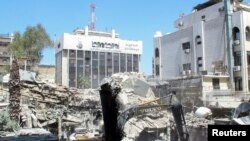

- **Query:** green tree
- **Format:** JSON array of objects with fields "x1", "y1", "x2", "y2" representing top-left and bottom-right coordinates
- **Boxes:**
[
  {"x1": 8, "y1": 24, "x2": 53, "y2": 67},
  {"x1": 78, "y1": 76, "x2": 90, "y2": 89}
]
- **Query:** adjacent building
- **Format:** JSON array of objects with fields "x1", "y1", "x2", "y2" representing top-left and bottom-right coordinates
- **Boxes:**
[
  {"x1": 153, "y1": 0, "x2": 250, "y2": 105},
  {"x1": 55, "y1": 27, "x2": 142, "y2": 88},
  {"x1": 0, "y1": 34, "x2": 12, "y2": 75}
]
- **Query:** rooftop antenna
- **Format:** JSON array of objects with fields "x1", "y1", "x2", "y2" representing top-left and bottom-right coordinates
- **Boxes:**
[{"x1": 90, "y1": 3, "x2": 95, "y2": 31}]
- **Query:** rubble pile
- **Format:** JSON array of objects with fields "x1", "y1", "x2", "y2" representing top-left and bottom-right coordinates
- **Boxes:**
[
  {"x1": 19, "y1": 81, "x2": 102, "y2": 135},
  {"x1": 185, "y1": 112, "x2": 213, "y2": 128},
  {"x1": 122, "y1": 111, "x2": 171, "y2": 140},
  {"x1": 1, "y1": 77, "x2": 102, "y2": 139},
  {"x1": 100, "y1": 72, "x2": 172, "y2": 141},
  {"x1": 101, "y1": 72, "x2": 156, "y2": 108}
]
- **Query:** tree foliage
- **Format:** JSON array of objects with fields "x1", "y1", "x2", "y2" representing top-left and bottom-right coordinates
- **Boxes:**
[
  {"x1": 78, "y1": 76, "x2": 90, "y2": 89},
  {"x1": 8, "y1": 24, "x2": 53, "y2": 64}
]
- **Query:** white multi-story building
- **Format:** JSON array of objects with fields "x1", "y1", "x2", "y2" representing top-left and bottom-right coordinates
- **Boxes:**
[
  {"x1": 153, "y1": 0, "x2": 250, "y2": 96},
  {"x1": 55, "y1": 27, "x2": 142, "y2": 88}
]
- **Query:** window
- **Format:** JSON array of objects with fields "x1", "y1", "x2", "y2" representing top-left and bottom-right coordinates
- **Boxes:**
[
  {"x1": 197, "y1": 57, "x2": 202, "y2": 67},
  {"x1": 2, "y1": 59, "x2": 7, "y2": 63},
  {"x1": 201, "y1": 15, "x2": 206, "y2": 20},
  {"x1": 246, "y1": 26, "x2": 250, "y2": 41},
  {"x1": 235, "y1": 77, "x2": 242, "y2": 91},
  {"x1": 156, "y1": 65, "x2": 159, "y2": 76},
  {"x1": 183, "y1": 63, "x2": 191, "y2": 71},
  {"x1": 234, "y1": 52, "x2": 241, "y2": 66},
  {"x1": 155, "y1": 48, "x2": 159, "y2": 58},
  {"x1": 182, "y1": 42, "x2": 191, "y2": 54},
  {"x1": 69, "y1": 50, "x2": 76, "y2": 58},
  {"x1": 233, "y1": 27, "x2": 240, "y2": 41},
  {"x1": 195, "y1": 36, "x2": 202, "y2": 45},
  {"x1": 182, "y1": 42, "x2": 190, "y2": 50},
  {"x1": 212, "y1": 78, "x2": 220, "y2": 89},
  {"x1": 77, "y1": 50, "x2": 83, "y2": 58}
]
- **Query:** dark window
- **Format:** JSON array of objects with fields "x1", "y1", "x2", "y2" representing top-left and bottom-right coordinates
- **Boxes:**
[
  {"x1": 246, "y1": 26, "x2": 250, "y2": 41},
  {"x1": 84, "y1": 51, "x2": 91, "y2": 79},
  {"x1": 234, "y1": 53, "x2": 241, "y2": 66},
  {"x1": 0, "y1": 42, "x2": 10, "y2": 46},
  {"x1": 235, "y1": 77, "x2": 242, "y2": 91},
  {"x1": 106, "y1": 52, "x2": 112, "y2": 76},
  {"x1": 233, "y1": 27, "x2": 240, "y2": 41},
  {"x1": 196, "y1": 36, "x2": 202, "y2": 45},
  {"x1": 182, "y1": 42, "x2": 190, "y2": 50},
  {"x1": 201, "y1": 15, "x2": 206, "y2": 20},
  {"x1": 212, "y1": 78, "x2": 220, "y2": 89},
  {"x1": 114, "y1": 53, "x2": 119, "y2": 73},
  {"x1": 99, "y1": 52, "x2": 105, "y2": 82},
  {"x1": 133, "y1": 54, "x2": 139, "y2": 72},
  {"x1": 156, "y1": 65, "x2": 159, "y2": 76},
  {"x1": 183, "y1": 63, "x2": 191, "y2": 71},
  {"x1": 120, "y1": 53, "x2": 126, "y2": 72},
  {"x1": 77, "y1": 50, "x2": 83, "y2": 58},
  {"x1": 92, "y1": 51, "x2": 98, "y2": 59},
  {"x1": 69, "y1": 50, "x2": 76, "y2": 58},
  {"x1": 127, "y1": 54, "x2": 132, "y2": 72},
  {"x1": 155, "y1": 48, "x2": 159, "y2": 58}
]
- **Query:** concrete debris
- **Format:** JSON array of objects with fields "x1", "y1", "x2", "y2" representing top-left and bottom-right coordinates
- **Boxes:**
[
  {"x1": 1, "y1": 73, "x2": 103, "y2": 140},
  {"x1": 185, "y1": 112, "x2": 213, "y2": 128},
  {"x1": 100, "y1": 72, "x2": 174, "y2": 141},
  {"x1": 1, "y1": 70, "x2": 239, "y2": 141},
  {"x1": 122, "y1": 111, "x2": 171, "y2": 140},
  {"x1": 100, "y1": 72, "x2": 156, "y2": 109}
]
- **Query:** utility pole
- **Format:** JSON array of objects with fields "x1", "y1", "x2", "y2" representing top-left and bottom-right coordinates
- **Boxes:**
[{"x1": 224, "y1": 0, "x2": 235, "y2": 91}]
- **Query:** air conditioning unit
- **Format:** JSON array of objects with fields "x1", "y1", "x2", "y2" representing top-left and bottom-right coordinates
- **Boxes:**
[
  {"x1": 201, "y1": 70, "x2": 208, "y2": 75},
  {"x1": 186, "y1": 70, "x2": 192, "y2": 75},
  {"x1": 184, "y1": 49, "x2": 190, "y2": 53},
  {"x1": 182, "y1": 71, "x2": 186, "y2": 75},
  {"x1": 233, "y1": 40, "x2": 240, "y2": 46},
  {"x1": 234, "y1": 66, "x2": 241, "y2": 71}
]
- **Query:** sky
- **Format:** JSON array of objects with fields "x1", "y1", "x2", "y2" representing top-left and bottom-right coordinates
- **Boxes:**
[{"x1": 1, "y1": 0, "x2": 249, "y2": 75}]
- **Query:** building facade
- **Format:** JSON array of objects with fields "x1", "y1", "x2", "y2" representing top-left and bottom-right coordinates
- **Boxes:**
[
  {"x1": 55, "y1": 27, "x2": 142, "y2": 88},
  {"x1": 0, "y1": 34, "x2": 12, "y2": 75},
  {"x1": 153, "y1": 1, "x2": 250, "y2": 95}
]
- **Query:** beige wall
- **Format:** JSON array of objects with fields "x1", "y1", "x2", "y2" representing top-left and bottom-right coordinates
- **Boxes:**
[{"x1": 202, "y1": 76, "x2": 229, "y2": 90}]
